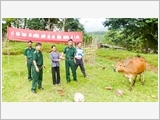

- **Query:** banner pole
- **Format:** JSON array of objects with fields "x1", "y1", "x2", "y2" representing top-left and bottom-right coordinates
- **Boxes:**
[{"x1": 7, "y1": 26, "x2": 9, "y2": 65}]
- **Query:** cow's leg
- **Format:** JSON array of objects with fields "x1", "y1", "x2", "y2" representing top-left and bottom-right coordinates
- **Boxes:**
[
  {"x1": 139, "y1": 74, "x2": 142, "y2": 81},
  {"x1": 141, "y1": 73, "x2": 145, "y2": 85},
  {"x1": 129, "y1": 78, "x2": 132, "y2": 91},
  {"x1": 132, "y1": 75, "x2": 137, "y2": 86}
]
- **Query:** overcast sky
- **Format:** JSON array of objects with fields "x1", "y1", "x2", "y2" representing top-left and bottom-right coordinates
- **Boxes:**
[
  {"x1": 2, "y1": 18, "x2": 108, "y2": 32},
  {"x1": 79, "y1": 18, "x2": 107, "y2": 32}
]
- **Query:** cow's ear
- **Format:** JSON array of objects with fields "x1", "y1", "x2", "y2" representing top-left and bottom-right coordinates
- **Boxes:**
[{"x1": 127, "y1": 61, "x2": 133, "y2": 65}]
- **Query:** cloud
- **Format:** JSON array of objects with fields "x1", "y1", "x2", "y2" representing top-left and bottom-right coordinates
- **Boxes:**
[{"x1": 79, "y1": 18, "x2": 107, "y2": 32}]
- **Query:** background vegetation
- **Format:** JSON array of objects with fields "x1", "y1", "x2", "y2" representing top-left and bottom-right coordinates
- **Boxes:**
[{"x1": 2, "y1": 18, "x2": 158, "y2": 54}]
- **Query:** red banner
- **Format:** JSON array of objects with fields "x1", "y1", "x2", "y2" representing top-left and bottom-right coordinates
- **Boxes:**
[{"x1": 7, "y1": 27, "x2": 83, "y2": 43}]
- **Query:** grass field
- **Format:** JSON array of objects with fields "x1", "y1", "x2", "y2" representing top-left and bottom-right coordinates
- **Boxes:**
[{"x1": 2, "y1": 41, "x2": 158, "y2": 102}]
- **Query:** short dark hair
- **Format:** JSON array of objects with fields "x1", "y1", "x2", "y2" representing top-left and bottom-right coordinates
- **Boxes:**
[
  {"x1": 35, "y1": 42, "x2": 42, "y2": 46},
  {"x1": 51, "y1": 45, "x2": 56, "y2": 48},
  {"x1": 68, "y1": 39, "x2": 73, "y2": 42},
  {"x1": 28, "y1": 40, "x2": 32, "y2": 43},
  {"x1": 77, "y1": 42, "x2": 82, "y2": 44}
]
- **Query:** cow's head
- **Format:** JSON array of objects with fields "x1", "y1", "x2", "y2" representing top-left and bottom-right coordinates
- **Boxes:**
[{"x1": 113, "y1": 61, "x2": 125, "y2": 72}]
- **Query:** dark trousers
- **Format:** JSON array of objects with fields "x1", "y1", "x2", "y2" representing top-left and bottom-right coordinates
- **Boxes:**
[
  {"x1": 27, "y1": 59, "x2": 33, "y2": 80},
  {"x1": 32, "y1": 66, "x2": 43, "y2": 90},
  {"x1": 75, "y1": 58, "x2": 86, "y2": 77},
  {"x1": 51, "y1": 67, "x2": 60, "y2": 85},
  {"x1": 65, "y1": 59, "x2": 77, "y2": 82}
]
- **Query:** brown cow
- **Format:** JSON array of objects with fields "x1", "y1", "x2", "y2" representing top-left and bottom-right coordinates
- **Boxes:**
[{"x1": 114, "y1": 56, "x2": 147, "y2": 91}]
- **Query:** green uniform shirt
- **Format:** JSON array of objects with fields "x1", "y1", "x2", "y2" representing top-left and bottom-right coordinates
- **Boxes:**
[
  {"x1": 33, "y1": 50, "x2": 43, "y2": 66},
  {"x1": 24, "y1": 47, "x2": 35, "y2": 58},
  {"x1": 63, "y1": 46, "x2": 76, "y2": 59}
]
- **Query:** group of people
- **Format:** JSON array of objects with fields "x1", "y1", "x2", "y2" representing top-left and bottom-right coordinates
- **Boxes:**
[{"x1": 24, "y1": 39, "x2": 86, "y2": 94}]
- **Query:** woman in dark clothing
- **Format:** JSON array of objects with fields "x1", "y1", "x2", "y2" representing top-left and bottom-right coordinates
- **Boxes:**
[{"x1": 50, "y1": 45, "x2": 61, "y2": 85}]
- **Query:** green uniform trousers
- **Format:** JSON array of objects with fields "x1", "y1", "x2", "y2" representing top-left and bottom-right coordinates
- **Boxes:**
[
  {"x1": 27, "y1": 58, "x2": 33, "y2": 80},
  {"x1": 65, "y1": 59, "x2": 77, "y2": 82},
  {"x1": 32, "y1": 66, "x2": 43, "y2": 90}
]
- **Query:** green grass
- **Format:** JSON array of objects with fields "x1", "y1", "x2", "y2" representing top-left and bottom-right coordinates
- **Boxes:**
[
  {"x1": 2, "y1": 41, "x2": 158, "y2": 102},
  {"x1": 96, "y1": 48, "x2": 158, "y2": 67}
]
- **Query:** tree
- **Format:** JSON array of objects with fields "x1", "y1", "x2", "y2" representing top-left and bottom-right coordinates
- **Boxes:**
[
  {"x1": 2, "y1": 18, "x2": 16, "y2": 38},
  {"x1": 43, "y1": 18, "x2": 60, "y2": 31},
  {"x1": 26, "y1": 18, "x2": 46, "y2": 30},
  {"x1": 2, "y1": 18, "x2": 87, "y2": 44},
  {"x1": 59, "y1": 18, "x2": 84, "y2": 32},
  {"x1": 103, "y1": 18, "x2": 158, "y2": 53}
]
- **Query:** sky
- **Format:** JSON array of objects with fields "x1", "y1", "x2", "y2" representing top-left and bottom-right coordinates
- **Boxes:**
[{"x1": 79, "y1": 18, "x2": 108, "y2": 32}]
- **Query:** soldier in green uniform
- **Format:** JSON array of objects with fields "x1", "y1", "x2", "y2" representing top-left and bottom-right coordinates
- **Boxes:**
[
  {"x1": 60, "y1": 39, "x2": 77, "y2": 83},
  {"x1": 24, "y1": 40, "x2": 35, "y2": 82},
  {"x1": 31, "y1": 42, "x2": 45, "y2": 94}
]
